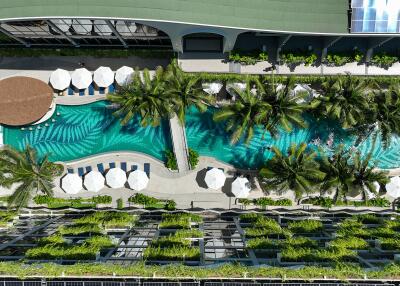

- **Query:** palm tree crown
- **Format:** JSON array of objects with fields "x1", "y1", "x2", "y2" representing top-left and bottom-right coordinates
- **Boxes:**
[
  {"x1": 0, "y1": 145, "x2": 63, "y2": 210},
  {"x1": 213, "y1": 83, "x2": 271, "y2": 144},
  {"x1": 311, "y1": 75, "x2": 371, "y2": 129},
  {"x1": 164, "y1": 60, "x2": 214, "y2": 124},
  {"x1": 107, "y1": 67, "x2": 173, "y2": 127},
  {"x1": 259, "y1": 143, "x2": 326, "y2": 199}
]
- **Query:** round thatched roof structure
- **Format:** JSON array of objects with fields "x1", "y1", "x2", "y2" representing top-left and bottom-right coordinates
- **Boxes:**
[{"x1": 0, "y1": 76, "x2": 53, "y2": 126}]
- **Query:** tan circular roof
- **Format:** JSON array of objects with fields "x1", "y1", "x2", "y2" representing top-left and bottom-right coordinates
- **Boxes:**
[{"x1": 0, "y1": 76, "x2": 53, "y2": 126}]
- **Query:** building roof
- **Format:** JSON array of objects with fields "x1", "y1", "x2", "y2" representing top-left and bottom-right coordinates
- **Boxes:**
[
  {"x1": 0, "y1": 77, "x2": 53, "y2": 126},
  {"x1": 0, "y1": 0, "x2": 349, "y2": 34}
]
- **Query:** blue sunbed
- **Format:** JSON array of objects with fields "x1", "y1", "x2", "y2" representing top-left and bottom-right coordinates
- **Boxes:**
[
  {"x1": 88, "y1": 84, "x2": 95, "y2": 96},
  {"x1": 79, "y1": 89, "x2": 85, "y2": 96},
  {"x1": 99, "y1": 87, "x2": 106, "y2": 95},
  {"x1": 86, "y1": 166, "x2": 92, "y2": 173},
  {"x1": 109, "y1": 162, "x2": 116, "y2": 169},
  {"x1": 78, "y1": 167, "x2": 85, "y2": 177},
  {"x1": 131, "y1": 165, "x2": 138, "y2": 171},
  {"x1": 67, "y1": 168, "x2": 74, "y2": 174},
  {"x1": 144, "y1": 163, "x2": 150, "y2": 178},
  {"x1": 108, "y1": 84, "x2": 115, "y2": 93},
  {"x1": 97, "y1": 163, "x2": 105, "y2": 174},
  {"x1": 121, "y1": 162, "x2": 127, "y2": 172},
  {"x1": 68, "y1": 87, "x2": 74, "y2": 96}
]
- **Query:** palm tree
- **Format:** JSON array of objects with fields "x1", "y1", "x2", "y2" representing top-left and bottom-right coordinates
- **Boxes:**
[
  {"x1": 213, "y1": 84, "x2": 271, "y2": 144},
  {"x1": 0, "y1": 145, "x2": 63, "y2": 210},
  {"x1": 260, "y1": 77, "x2": 308, "y2": 137},
  {"x1": 107, "y1": 67, "x2": 173, "y2": 127},
  {"x1": 368, "y1": 85, "x2": 400, "y2": 148},
  {"x1": 164, "y1": 60, "x2": 214, "y2": 124},
  {"x1": 319, "y1": 144, "x2": 388, "y2": 201},
  {"x1": 259, "y1": 143, "x2": 326, "y2": 199},
  {"x1": 311, "y1": 75, "x2": 371, "y2": 129}
]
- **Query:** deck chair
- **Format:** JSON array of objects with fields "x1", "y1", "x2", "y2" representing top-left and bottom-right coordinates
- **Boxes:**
[{"x1": 144, "y1": 163, "x2": 150, "y2": 178}]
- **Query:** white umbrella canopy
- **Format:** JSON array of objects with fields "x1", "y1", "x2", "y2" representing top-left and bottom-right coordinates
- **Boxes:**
[
  {"x1": 51, "y1": 19, "x2": 72, "y2": 33},
  {"x1": 71, "y1": 68, "x2": 92, "y2": 90},
  {"x1": 49, "y1": 68, "x2": 71, "y2": 91},
  {"x1": 116, "y1": 21, "x2": 137, "y2": 35},
  {"x1": 93, "y1": 66, "x2": 114, "y2": 88},
  {"x1": 115, "y1": 66, "x2": 134, "y2": 86},
  {"x1": 72, "y1": 19, "x2": 92, "y2": 35},
  {"x1": 128, "y1": 170, "x2": 149, "y2": 191},
  {"x1": 106, "y1": 168, "x2": 127, "y2": 188},
  {"x1": 231, "y1": 177, "x2": 251, "y2": 198},
  {"x1": 202, "y1": 82, "x2": 223, "y2": 95},
  {"x1": 205, "y1": 239, "x2": 225, "y2": 259},
  {"x1": 62, "y1": 173, "x2": 82, "y2": 194},
  {"x1": 93, "y1": 20, "x2": 113, "y2": 36},
  {"x1": 386, "y1": 176, "x2": 400, "y2": 198},
  {"x1": 205, "y1": 168, "x2": 226, "y2": 190},
  {"x1": 84, "y1": 170, "x2": 105, "y2": 193}
]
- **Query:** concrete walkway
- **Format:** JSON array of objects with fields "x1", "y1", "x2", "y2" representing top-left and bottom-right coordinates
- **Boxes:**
[{"x1": 169, "y1": 115, "x2": 190, "y2": 172}]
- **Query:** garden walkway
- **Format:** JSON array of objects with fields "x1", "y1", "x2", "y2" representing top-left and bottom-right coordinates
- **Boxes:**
[{"x1": 169, "y1": 115, "x2": 190, "y2": 172}]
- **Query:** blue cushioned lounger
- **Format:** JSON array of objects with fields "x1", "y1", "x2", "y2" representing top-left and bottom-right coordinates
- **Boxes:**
[
  {"x1": 108, "y1": 84, "x2": 115, "y2": 93},
  {"x1": 207, "y1": 166, "x2": 213, "y2": 171},
  {"x1": 78, "y1": 167, "x2": 85, "y2": 177},
  {"x1": 86, "y1": 166, "x2": 92, "y2": 173},
  {"x1": 99, "y1": 87, "x2": 105, "y2": 95},
  {"x1": 67, "y1": 168, "x2": 74, "y2": 174},
  {"x1": 120, "y1": 162, "x2": 127, "y2": 172},
  {"x1": 68, "y1": 87, "x2": 74, "y2": 96},
  {"x1": 88, "y1": 84, "x2": 95, "y2": 96},
  {"x1": 131, "y1": 165, "x2": 138, "y2": 171},
  {"x1": 97, "y1": 163, "x2": 105, "y2": 174},
  {"x1": 79, "y1": 89, "x2": 85, "y2": 96},
  {"x1": 144, "y1": 163, "x2": 150, "y2": 178},
  {"x1": 109, "y1": 162, "x2": 116, "y2": 169}
]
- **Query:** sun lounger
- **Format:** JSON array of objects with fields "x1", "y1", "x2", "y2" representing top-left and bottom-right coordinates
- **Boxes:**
[
  {"x1": 67, "y1": 168, "x2": 74, "y2": 174},
  {"x1": 144, "y1": 163, "x2": 150, "y2": 178},
  {"x1": 131, "y1": 165, "x2": 138, "y2": 171},
  {"x1": 78, "y1": 167, "x2": 85, "y2": 177},
  {"x1": 79, "y1": 89, "x2": 85, "y2": 96},
  {"x1": 108, "y1": 84, "x2": 115, "y2": 93},
  {"x1": 85, "y1": 166, "x2": 92, "y2": 173},
  {"x1": 207, "y1": 166, "x2": 213, "y2": 171},
  {"x1": 68, "y1": 87, "x2": 74, "y2": 96},
  {"x1": 88, "y1": 84, "x2": 95, "y2": 96},
  {"x1": 97, "y1": 163, "x2": 105, "y2": 174},
  {"x1": 120, "y1": 162, "x2": 127, "y2": 172},
  {"x1": 218, "y1": 168, "x2": 224, "y2": 173},
  {"x1": 99, "y1": 87, "x2": 106, "y2": 95},
  {"x1": 109, "y1": 162, "x2": 116, "y2": 169}
]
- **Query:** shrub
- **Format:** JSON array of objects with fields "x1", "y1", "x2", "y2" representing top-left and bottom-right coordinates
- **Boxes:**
[
  {"x1": 281, "y1": 247, "x2": 356, "y2": 263},
  {"x1": 280, "y1": 51, "x2": 317, "y2": 67},
  {"x1": 239, "y1": 213, "x2": 263, "y2": 223},
  {"x1": 302, "y1": 197, "x2": 334, "y2": 208},
  {"x1": 0, "y1": 211, "x2": 17, "y2": 227},
  {"x1": 143, "y1": 246, "x2": 200, "y2": 261},
  {"x1": 287, "y1": 220, "x2": 323, "y2": 233},
  {"x1": 254, "y1": 197, "x2": 292, "y2": 207},
  {"x1": 336, "y1": 219, "x2": 369, "y2": 238},
  {"x1": 325, "y1": 53, "x2": 353, "y2": 66},
  {"x1": 116, "y1": 198, "x2": 123, "y2": 210},
  {"x1": 165, "y1": 149, "x2": 178, "y2": 170},
  {"x1": 91, "y1": 195, "x2": 112, "y2": 204},
  {"x1": 159, "y1": 213, "x2": 202, "y2": 229},
  {"x1": 128, "y1": 194, "x2": 159, "y2": 206},
  {"x1": 355, "y1": 214, "x2": 382, "y2": 225},
  {"x1": 58, "y1": 223, "x2": 103, "y2": 236},
  {"x1": 174, "y1": 229, "x2": 203, "y2": 238},
  {"x1": 37, "y1": 235, "x2": 66, "y2": 247},
  {"x1": 370, "y1": 53, "x2": 398, "y2": 69},
  {"x1": 330, "y1": 237, "x2": 369, "y2": 250},
  {"x1": 188, "y1": 149, "x2": 199, "y2": 169},
  {"x1": 247, "y1": 237, "x2": 316, "y2": 250},
  {"x1": 164, "y1": 200, "x2": 176, "y2": 211},
  {"x1": 353, "y1": 198, "x2": 390, "y2": 208},
  {"x1": 74, "y1": 211, "x2": 136, "y2": 228},
  {"x1": 379, "y1": 238, "x2": 400, "y2": 250},
  {"x1": 228, "y1": 50, "x2": 268, "y2": 65}
]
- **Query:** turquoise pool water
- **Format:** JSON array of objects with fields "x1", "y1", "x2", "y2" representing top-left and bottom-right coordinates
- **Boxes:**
[
  {"x1": 3, "y1": 101, "x2": 172, "y2": 162},
  {"x1": 3, "y1": 103, "x2": 400, "y2": 169},
  {"x1": 185, "y1": 106, "x2": 400, "y2": 169}
]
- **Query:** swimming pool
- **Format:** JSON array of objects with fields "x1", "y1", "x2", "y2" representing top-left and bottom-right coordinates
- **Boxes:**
[
  {"x1": 3, "y1": 101, "x2": 172, "y2": 162},
  {"x1": 185, "y1": 106, "x2": 400, "y2": 169}
]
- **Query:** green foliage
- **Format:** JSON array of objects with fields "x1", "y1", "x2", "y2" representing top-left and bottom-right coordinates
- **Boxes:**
[
  {"x1": 58, "y1": 223, "x2": 103, "y2": 236},
  {"x1": 302, "y1": 197, "x2": 334, "y2": 208},
  {"x1": 91, "y1": 195, "x2": 112, "y2": 204},
  {"x1": 128, "y1": 193, "x2": 159, "y2": 206},
  {"x1": 281, "y1": 247, "x2": 356, "y2": 263},
  {"x1": 355, "y1": 214, "x2": 382, "y2": 224},
  {"x1": 0, "y1": 211, "x2": 17, "y2": 227},
  {"x1": 330, "y1": 237, "x2": 369, "y2": 250},
  {"x1": 228, "y1": 50, "x2": 268, "y2": 65},
  {"x1": 165, "y1": 149, "x2": 178, "y2": 170},
  {"x1": 188, "y1": 148, "x2": 199, "y2": 169},
  {"x1": 280, "y1": 51, "x2": 318, "y2": 66},
  {"x1": 239, "y1": 213, "x2": 263, "y2": 223},
  {"x1": 244, "y1": 216, "x2": 291, "y2": 238},
  {"x1": 116, "y1": 198, "x2": 123, "y2": 210},
  {"x1": 379, "y1": 238, "x2": 400, "y2": 250},
  {"x1": 159, "y1": 213, "x2": 202, "y2": 229},
  {"x1": 0, "y1": 145, "x2": 63, "y2": 210},
  {"x1": 287, "y1": 220, "x2": 324, "y2": 233},
  {"x1": 325, "y1": 53, "x2": 354, "y2": 66},
  {"x1": 74, "y1": 211, "x2": 136, "y2": 228},
  {"x1": 370, "y1": 53, "x2": 398, "y2": 69},
  {"x1": 303, "y1": 196, "x2": 390, "y2": 208},
  {"x1": 336, "y1": 219, "x2": 369, "y2": 238},
  {"x1": 143, "y1": 245, "x2": 201, "y2": 261},
  {"x1": 174, "y1": 229, "x2": 204, "y2": 238},
  {"x1": 253, "y1": 197, "x2": 292, "y2": 207},
  {"x1": 247, "y1": 236, "x2": 317, "y2": 249},
  {"x1": 33, "y1": 195, "x2": 96, "y2": 209},
  {"x1": 164, "y1": 200, "x2": 176, "y2": 211}
]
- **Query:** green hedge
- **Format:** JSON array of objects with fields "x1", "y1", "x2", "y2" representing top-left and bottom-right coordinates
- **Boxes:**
[
  {"x1": 228, "y1": 50, "x2": 268, "y2": 65},
  {"x1": 302, "y1": 197, "x2": 391, "y2": 208},
  {"x1": 128, "y1": 194, "x2": 176, "y2": 210},
  {"x1": 287, "y1": 220, "x2": 324, "y2": 233},
  {"x1": 74, "y1": 211, "x2": 136, "y2": 228},
  {"x1": 33, "y1": 195, "x2": 113, "y2": 209}
]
